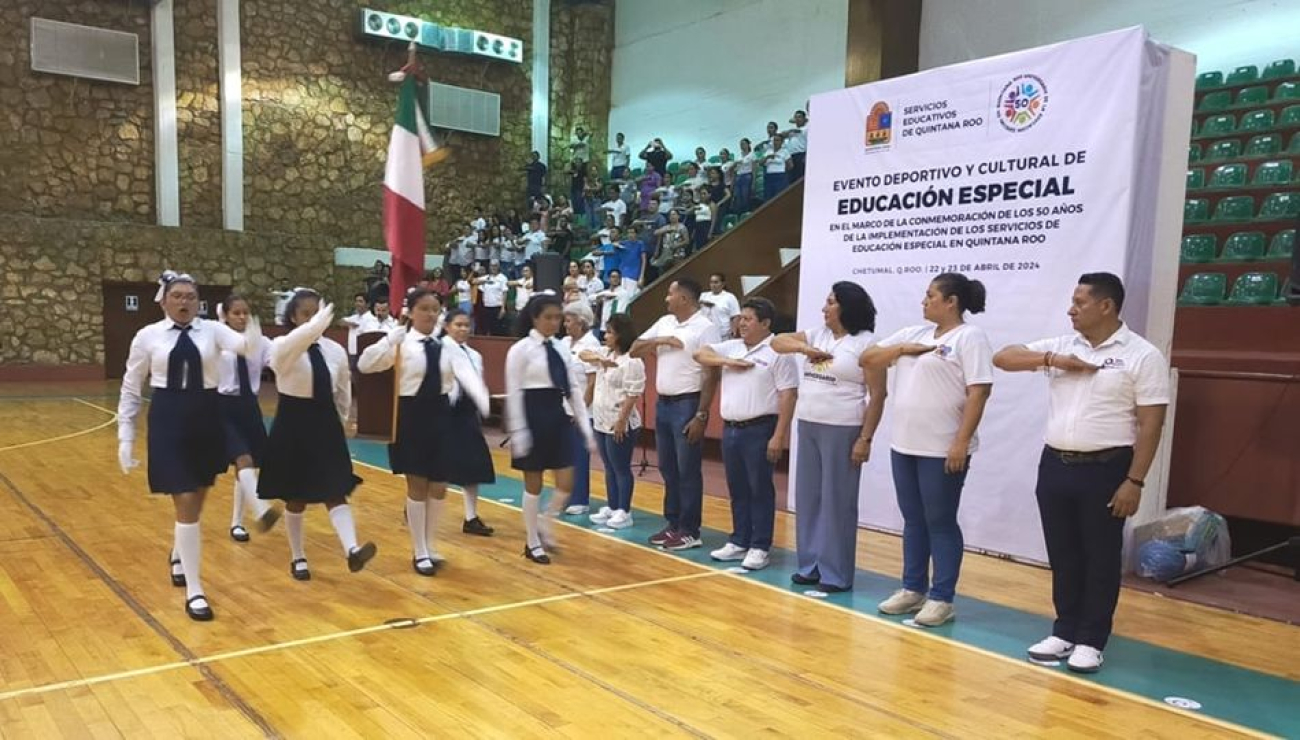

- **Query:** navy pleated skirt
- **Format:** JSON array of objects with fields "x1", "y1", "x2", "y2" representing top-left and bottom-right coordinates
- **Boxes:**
[
  {"x1": 147, "y1": 388, "x2": 226, "y2": 495},
  {"x1": 258, "y1": 395, "x2": 361, "y2": 503},
  {"x1": 388, "y1": 394, "x2": 451, "y2": 480},
  {"x1": 445, "y1": 394, "x2": 496, "y2": 485},
  {"x1": 218, "y1": 392, "x2": 267, "y2": 466},
  {"x1": 511, "y1": 388, "x2": 573, "y2": 472}
]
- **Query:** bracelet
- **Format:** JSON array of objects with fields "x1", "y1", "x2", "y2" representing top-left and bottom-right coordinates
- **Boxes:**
[
  {"x1": 1126, "y1": 476, "x2": 1145, "y2": 488},
  {"x1": 857, "y1": 435, "x2": 871, "y2": 443},
  {"x1": 1043, "y1": 351, "x2": 1054, "y2": 369}
]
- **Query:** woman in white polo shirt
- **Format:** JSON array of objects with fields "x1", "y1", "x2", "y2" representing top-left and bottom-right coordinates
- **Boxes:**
[
  {"x1": 773, "y1": 281, "x2": 886, "y2": 592},
  {"x1": 863, "y1": 273, "x2": 993, "y2": 626}
]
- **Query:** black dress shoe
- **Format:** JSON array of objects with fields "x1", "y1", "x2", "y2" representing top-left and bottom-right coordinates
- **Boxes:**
[
  {"x1": 348, "y1": 542, "x2": 378, "y2": 573},
  {"x1": 412, "y1": 557, "x2": 440, "y2": 576},
  {"x1": 791, "y1": 570, "x2": 819, "y2": 586},
  {"x1": 462, "y1": 516, "x2": 495, "y2": 536},
  {"x1": 229, "y1": 525, "x2": 250, "y2": 543},
  {"x1": 819, "y1": 583, "x2": 852, "y2": 593},
  {"x1": 169, "y1": 557, "x2": 186, "y2": 588},
  {"x1": 523, "y1": 545, "x2": 551, "y2": 564},
  {"x1": 185, "y1": 595, "x2": 214, "y2": 622},
  {"x1": 255, "y1": 507, "x2": 282, "y2": 534},
  {"x1": 290, "y1": 558, "x2": 312, "y2": 581}
]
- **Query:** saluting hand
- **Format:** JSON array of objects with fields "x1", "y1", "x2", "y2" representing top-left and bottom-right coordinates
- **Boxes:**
[
  {"x1": 1051, "y1": 354, "x2": 1099, "y2": 373},
  {"x1": 1108, "y1": 480, "x2": 1142, "y2": 518},
  {"x1": 804, "y1": 347, "x2": 834, "y2": 364},
  {"x1": 898, "y1": 343, "x2": 936, "y2": 358},
  {"x1": 725, "y1": 358, "x2": 755, "y2": 371}
]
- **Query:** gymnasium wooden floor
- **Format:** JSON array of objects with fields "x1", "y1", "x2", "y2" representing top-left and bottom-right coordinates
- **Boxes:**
[{"x1": 0, "y1": 384, "x2": 1296, "y2": 739}]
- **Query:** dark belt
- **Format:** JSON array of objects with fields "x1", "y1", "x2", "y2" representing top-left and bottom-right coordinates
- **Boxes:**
[
  {"x1": 724, "y1": 414, "x2": 777, "y2": 429},
  {"x1": 1045, "y1": 445, "x2": 1132, "y2": 464},
  {"x1": 658, "y1": 392, "x2": 701, "y2": 403}
]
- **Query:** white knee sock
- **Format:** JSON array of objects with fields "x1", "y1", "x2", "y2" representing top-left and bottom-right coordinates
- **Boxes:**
[
  {"x1": 463, "y1": 485, "x2": 479, "y2": 521},
  {"x1": 174, "y1": 522, "x2": 204, "y2": 604},
  {"x1": 426, "y1": 497, "x2": 445, "y2": 558},
  {"x1": 237, "y1": 468, "x2": 269, "y2": 518},
  {"x1": 230, "y1": 478, "x2": 244, "y2": 528},
  {"x1": 540, "y1": 490, "x2": 568, "y2": 544},
  {"x1": 406, "y1": 498, "x2": 429, "y2": 560},
  {"x1": 328, "y1": 505, "x2": 359, "y2": 556},
  {"x1": 285, "y1": 511, "x2": 306, "y2": 561},
  {"x1": 522, "y1": 493, "x2": 542, "y2": 549}
]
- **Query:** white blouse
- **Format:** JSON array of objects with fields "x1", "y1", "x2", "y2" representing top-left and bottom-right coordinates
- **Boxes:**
[
  {"x1": 505, "y1": 329, "x2": 594, "y2": 442},
  {"x1": 118, "y1": 317, "x2": 249, "y2": 442},
  {"x1": 218, "y1": 336, "x2": 273, "y2": 397},
  {"x1": 356, "y1": 329, "x2": 488, "y2": 416},
  {"x1": 588, "y1": 349, "x2": 645, "y2": 434},
  {"x1": 269, "y1": 315, "x2": 352, "y2": 425}
]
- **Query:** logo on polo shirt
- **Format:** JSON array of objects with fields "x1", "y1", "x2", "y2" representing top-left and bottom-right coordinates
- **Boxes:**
[
  {"x1": 934, "y1": 344, "x2": 953, "y2": 358},
  {"x1": 1101, "y1": 357, "x2": 1126, "y2": 370}
]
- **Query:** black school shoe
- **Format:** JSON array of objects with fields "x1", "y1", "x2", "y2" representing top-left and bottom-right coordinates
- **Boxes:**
[
  {"x1": 185, "y1": 595, "x2": 214, "y2": 621},
  {"x1": 412, "y1": 557, "x2": 440, "y2": 576},
  {"x1": 523, "y1": 545, "x2": 551, "y2": 564},
  {"x1": 348, "y1": 542, "x2": 378, "y2": 573},
  {"x1": 290, "y1": 558, "x2": 311, "y2": 581},
  {"x1": 462, "y1": 517, "x2": 494, "y2": 536},
  {"x1": 170, "y1": 556, "x2": 186, "y2": 588},
  {"x1": 229, "y1": 525, "x2": 250, "y2": 543}
]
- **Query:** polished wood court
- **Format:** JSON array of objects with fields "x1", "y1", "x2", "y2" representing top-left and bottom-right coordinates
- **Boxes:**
[{"x1": 0, "y1": 385, "x2": 1294, "y2": 738}]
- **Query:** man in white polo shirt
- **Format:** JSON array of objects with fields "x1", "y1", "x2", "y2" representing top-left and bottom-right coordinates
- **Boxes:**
[
  {"x1": 630, "y1": 277, "x2": 721, "y2": 551},
  {"x1": 472, "y1": 260, "x2": 509, "y2": 335},
  {"x1": 694, "y1": 297, "x2": 797, "y2": 571},
  {"x1": 993, "y1": 272, "x2": 1169, "y2": 675},
  {"x1": 700, "y1": 272, "x2": 741, "y2": 338}
]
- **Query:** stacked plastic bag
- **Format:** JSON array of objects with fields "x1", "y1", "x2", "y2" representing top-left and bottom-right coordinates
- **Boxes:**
[{"x1": 1130, "y1": 507, "x2": 1231, "y2": 582}]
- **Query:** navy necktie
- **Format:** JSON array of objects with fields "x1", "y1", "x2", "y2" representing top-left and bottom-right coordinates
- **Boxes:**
[
  {"x1": 167, "y1": 325, "x2": 203, "y2": 391},
  {"x1": 236, "y1": 356, "x2": 253, "y2": 397},
  {"x1": 417, "y1": 337, "x2": 443, "y2": 398},
  {"x1": 544, "y1": 339, "x2": 571, "y2": 396},
  {"x1": 307, "y1": 344, "x2": 331, "y2": 403}
]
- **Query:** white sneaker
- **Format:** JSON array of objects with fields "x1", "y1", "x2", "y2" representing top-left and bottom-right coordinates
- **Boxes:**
[
  {"x1": 741, "y1": 549, "x2": 770, "y2": 570},
  {"x1": 606, "y1": 510, "x2": 634, "y2": 529},
  {"x1": 564, "y1": 504, "x2": 590, "y2": 516},
  {"x1": 1027, "y1": 636, "x2": 1076, "y2": 661},
  {"x1": 1066, "y1": 645, "x2": 1103, "y2": 673},
  {"x1": 877, "y1": 589, "x2": 926, "y2": 615},
  {"x1": 589, "y1": 506, "x2": 613, "y2": 524},
  {"x1": 914, "y1": 599, "x2": 955, "y2": 627},
  {"x1": 710, "y1": 542, "x2": 748, "y2": 561}
]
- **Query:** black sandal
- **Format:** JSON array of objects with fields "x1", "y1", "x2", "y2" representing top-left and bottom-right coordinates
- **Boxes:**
[
  {"x1": 185, "y1": 595, "x2": 214, "y2": 621},
  {"x1": 522, "y1": 545, "x2": 550, "y2": 565},
  {"x1": 412, "y1": 557, "x2": 440, "y2": 576},
  {"x1": 290, "y1": 558, "x2": 311, "y2": 581},
  {"x1": 169, "y1": 556, "x2": 186, "y2": 588}
]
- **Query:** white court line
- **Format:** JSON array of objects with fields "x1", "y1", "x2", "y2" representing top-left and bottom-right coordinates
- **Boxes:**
[
  {"x1": 0, "y1": 398, "x2": 117, "y2": 453},
  {"x1": 0, "y1": 569, "x2": 724, "y2": 703}
]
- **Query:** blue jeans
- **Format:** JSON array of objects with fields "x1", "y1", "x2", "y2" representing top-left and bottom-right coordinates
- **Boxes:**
[
  {"x1": 655, "y1": 394, "x2": 703, "y2": 536},
  {"x1": 733, "y1": 173, "x2": 752, "y2": 213},
  {"x1": 568, "y1": 419, "x2": 591, "y2": 506},
  {"x1": 722, "y1": 417, "x2": 777, "y2": 550},
  {"x1": 596, "y1": 428, "x2": 639, "y2": 511},
  {"x1": 763, "y1": 171, "x2": 788, "y2": 201},
  {"x1": 890, "y1": 450, "x2": 968, "y2": 602}
]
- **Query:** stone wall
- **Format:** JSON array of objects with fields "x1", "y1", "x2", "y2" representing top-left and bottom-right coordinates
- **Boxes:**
[{"x1": 0, "y1": 0, "x2": 614, "y2": 371}]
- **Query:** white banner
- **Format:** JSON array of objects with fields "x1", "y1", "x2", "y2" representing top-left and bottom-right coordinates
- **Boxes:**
[{"x1": 794, "y1": 27, "x2": 1188, "y2": 562}]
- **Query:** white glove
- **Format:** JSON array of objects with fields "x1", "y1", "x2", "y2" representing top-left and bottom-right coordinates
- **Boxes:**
[
  {"x1": 310, "y1": 302, "x2": 335, "y2": 332},
  {"x1": 243, "y1": 314, "x2": 263, "y2": 348},
  {"x1": 510, "y1": 430, "x2": 533, "y2": 459},
  {"x1": 118, "y1": 440, "x2": 138, "y2": 474},
  {"x1": 387, "y1": 324, "x2": 408, "y2": 346}
]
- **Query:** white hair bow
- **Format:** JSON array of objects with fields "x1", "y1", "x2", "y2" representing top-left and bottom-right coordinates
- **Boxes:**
[{"x1": 155, "y1": 270, "x2": 195, "y2": 302}]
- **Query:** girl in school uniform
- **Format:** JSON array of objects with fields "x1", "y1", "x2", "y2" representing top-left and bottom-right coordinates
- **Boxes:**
[
  {"x1": 217, "y1": 294, "x2": 282, "y2": 542},
  {"x1": 441, "y1": 308, "x2": 497, "y2": 536},
  {"x1": 117, "y1": 270, "x2": 262, "y2": 621},
  {"x1": 505, "y1": 293, "x2": 598, "y2": 564},
  {"x1": 358, "y1": 291, "x2": 488, "y2": 574},
  {"x1": 258, "y1": 289, "x2": 376, "y2": 581}
]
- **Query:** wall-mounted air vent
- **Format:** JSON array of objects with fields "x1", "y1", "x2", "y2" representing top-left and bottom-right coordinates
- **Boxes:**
[{"x1": 30, "y1": 18, "x2": 140, "y2": 85}]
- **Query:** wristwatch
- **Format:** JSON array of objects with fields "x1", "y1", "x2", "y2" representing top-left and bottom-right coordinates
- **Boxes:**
[
  {"x1": 695, "y1": 411, "x2": 709, "y2": 421},
  {"x1": 1126, "y1": 476, "x2": 1145, "y2": 488}
]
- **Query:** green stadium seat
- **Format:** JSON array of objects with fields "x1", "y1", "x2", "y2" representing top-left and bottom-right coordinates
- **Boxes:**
[
  {"x1": 1258, "y1": 192, "x2": 1299, "y2": 220},
  {"x1": 1251, "y1": 160, "x2": 1293, "y2": 186},
  {"x1": 666, "y1": 162, "x2": 680, "y2": 175},
  {"x1": 1276, "y1": 82, "x2": 1300, "y2": 101},
  {"x1": 1186, "y1": 168, "x2": 1205, "y2": 189},
  {"x1": 1212, "y1": 195, "x2": 1254, "y2": 221},
  {"x1": 1208, "y1": 163, "x2": 1246, "y2": 188},
  {"x1": 738, "y1": 211, "x2": 753, "y2": 221},
  {"x1": 1268, "y1": 229, "x2": 1295, "y2": 259},
  {"x1": 1219, "y1": 231, "x2": 1266, "y2": 261},
  {"x1": 1199, "y1": 90, "x2": 1232, "y2": 111},
  {"x1": 1244, "y1": 134, "x2": 1282, "y2": 157},
  {"x1": 1280, "y1": 105, "x2": 1300, "y2": 126},
  {"x1": 1180, "y1": 234, "x2": 1217, "y2": 263},
  {"x1": 1290, "y1": 132, "x2": 1300, "y2": 155},
  {"x1": 1184, "y1": 198, "x2": 1210, "y2": 223},
  {"x1": 707, "y1": 156, "x2": 722, "y2": 164},
  {"x1": 1196, "y1": 71, "x2": 1224, "y2": 90},
  {"x1": 630, "y1": 167, "x2": 643, "y2": 178},
  {"x1": 1240, "y1": 109, "x2": 1276, "y2": 132},
  {"x1": 1206, "y1": 139, "x2": 1242, "y2": 160},
  {"x1": 1178, "y1": 272, "x2": 1227, "y2": 305},
  {"x1": 1261, "y1": 58, "x2": 1296, "y2": 80},
  {"x1": 1200, "y1": 114, "x2": 1236, "y2": 136},
  {"x1": 720, "y1": 214, "x2": 739, "y2": 232},
  {"x1": 1235, "y1": 86, "x2": 1269, "y2": 107},
  {"x1": 1225, "y1": 65, "x2": 1259, "y2": 86},
  {"x1": 1226, "y1": 272, "x2": 1279, "y2": 305},
  {"x1": 1188, "y1": 142, "x2": 1202, "y2": 162}
]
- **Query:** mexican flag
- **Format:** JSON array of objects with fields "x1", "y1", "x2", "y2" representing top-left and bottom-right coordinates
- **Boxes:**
[{"x1": 383, "y1": 75, "x2": 441, "y2": 309}]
